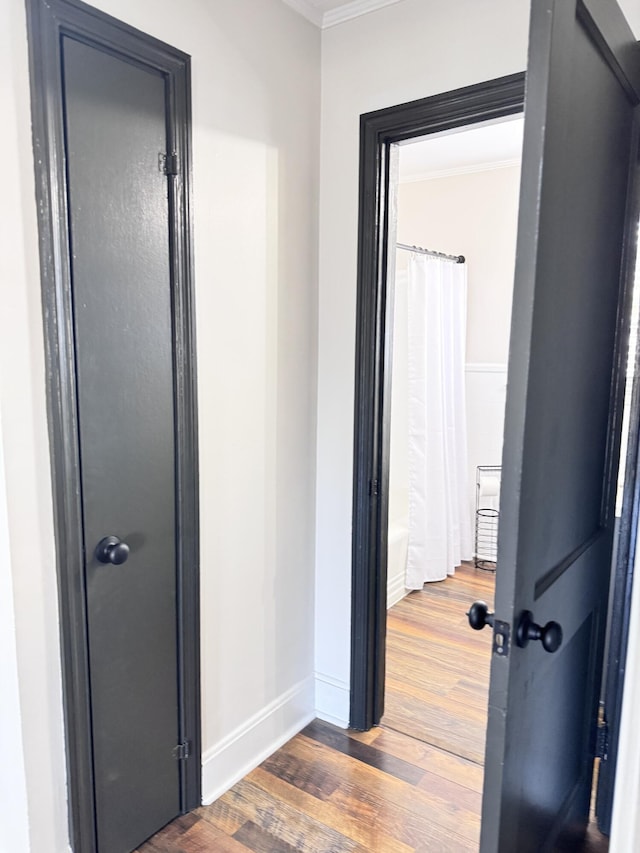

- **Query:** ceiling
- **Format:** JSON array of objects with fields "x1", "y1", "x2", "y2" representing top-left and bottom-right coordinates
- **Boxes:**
[
  {"x1": 398, "y1": 115, "x2": 524, "y2": 183},
  {"x1": 281, "y1": 0, "x2": 403, "y2": 28}
]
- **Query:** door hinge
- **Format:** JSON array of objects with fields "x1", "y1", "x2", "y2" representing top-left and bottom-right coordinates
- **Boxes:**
[
  {"x1": 369, "y1": 479, "x2": 379, "y2": 497},
  {"x1": 172, "y1": 740, "x2": 191, "y2": 760},
  {"x1": 596, "y1": 722, "x2": 609, "y2": 760},
  {"x1": 159, "y1": 151, "x2": 179, "y2": 176}
]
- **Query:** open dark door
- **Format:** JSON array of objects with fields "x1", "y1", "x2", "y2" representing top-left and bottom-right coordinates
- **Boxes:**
[{"x1": 479, "y1": 1, "x2": 640, "y2": 851}]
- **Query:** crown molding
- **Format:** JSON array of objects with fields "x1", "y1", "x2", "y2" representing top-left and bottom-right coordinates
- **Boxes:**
[
  {"x1": 400, "y1": 157, "x2": 521, "y2": 184},
  {"x1": 281, "y1": 0, "x2": 404, "y2": 29},
  {"x1": 322, "y1": 0, "x2": 404, "y2": 28}
]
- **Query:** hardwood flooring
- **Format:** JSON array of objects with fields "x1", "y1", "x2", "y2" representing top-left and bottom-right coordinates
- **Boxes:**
[
  {"x1": 136, "y1": 564, "x2": 608, "y2": 852},
  {"x1": 137, "y1": 719, "x2": 483, "y2": 852},
  {"x1": 381, "y1": 563, "x2": 494, "y2": 763}
]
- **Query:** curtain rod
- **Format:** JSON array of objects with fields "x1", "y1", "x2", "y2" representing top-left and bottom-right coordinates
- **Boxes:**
[{"x1": 396, "y1": 242, "x2": 465, "y2": 264}]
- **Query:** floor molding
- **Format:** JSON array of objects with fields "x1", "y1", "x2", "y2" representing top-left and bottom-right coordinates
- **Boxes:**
[
  {"x1": 314, "y1": 672, "x2": 350, "y2": 728},
  {"x1": 201, "y1": 677, "x2": 314, "y2": 805},
  {"x1": 387, "y1": 569, "x2": 409, "y2": 609}
]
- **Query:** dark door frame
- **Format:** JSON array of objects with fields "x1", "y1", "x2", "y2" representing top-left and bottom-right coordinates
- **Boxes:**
[
  {"x1": 25, "y1": 1, "x2": 200, "y2": 850},
  {"x1": 350, "y1": 72, "x2": 526, "y2": 730},
  {"x1": 597, "y1": 143, "x2": 640, "y2": 831}
]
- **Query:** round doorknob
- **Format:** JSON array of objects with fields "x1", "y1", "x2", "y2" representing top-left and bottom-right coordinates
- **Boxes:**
[
  {"x1": 467, "y1": 600, "x2": 495, "y2": 631},
  {"x1": 95, "y1": 536, "x2": 130, "y2": 565},
  {"x1": 516, "y1": 610, "x2": 563, "y2": 653}
]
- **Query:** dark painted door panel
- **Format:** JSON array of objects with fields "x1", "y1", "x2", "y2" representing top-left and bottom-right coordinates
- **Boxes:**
[
  {"x1": 62, "y1": 36, "x2": 180, "y2": 853},
  {"x1": 481, "y1": 1, "x2": 640, "y2": 850}
]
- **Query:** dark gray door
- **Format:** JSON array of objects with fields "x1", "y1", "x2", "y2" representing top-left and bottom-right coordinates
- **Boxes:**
[
  {"x1": 62, "y1": 36, "x2": 180, "y2": 853},
  {"x1": 480, "y1": 1, "x2": 640, "y2": 851}
]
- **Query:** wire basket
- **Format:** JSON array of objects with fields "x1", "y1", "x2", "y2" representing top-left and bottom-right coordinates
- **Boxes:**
[
  {"x1": 475, "y1": 466, "x2": 501, "y2": 571},
  {"x1": 475, "y1": 508, "x2": 499, "y2": 570}
]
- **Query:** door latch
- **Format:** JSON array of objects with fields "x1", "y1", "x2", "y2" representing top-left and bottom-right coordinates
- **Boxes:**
[
  {"x1": 492, "y1": 619, "x2": 510, "y2": 658},
  {"x1": 466, "y1": 601, "x2": 510, "y2": 657}
]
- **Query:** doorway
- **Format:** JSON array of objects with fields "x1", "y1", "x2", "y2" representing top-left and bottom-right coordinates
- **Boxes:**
[
  {"x1": 26, "y1": 1, "x2": 200, "y2": 851},
  {"x1": 351, "y1": 63, "x2": 640, "y2": 847},
  {"x1": 382, "y1": 116, "x2": 523, "y2": 763},
  {"x1": 350, "y1": 73, "x2": 526, "y2": 732}
]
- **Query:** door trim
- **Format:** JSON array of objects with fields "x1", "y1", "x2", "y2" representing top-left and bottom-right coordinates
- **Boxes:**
[
  {"x1": 596, "y1": 113, "x2": 640, "y2": 833},
  {"x1": 25, "y1": 1, "x2": 200, "y2": 849},
  {"x1": 350, "y1": 73, "x2": 525, "y2": 730}
]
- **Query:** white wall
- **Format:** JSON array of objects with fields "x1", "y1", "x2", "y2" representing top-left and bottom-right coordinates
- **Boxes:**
[
  {"x1": 1, "y1": 3, "x2": 68, "y2": 849},
  {"x1": 611, "y1": 521, "x2": 640, "y2": 850},
  {"x1": 397, "y1": 165, "x2": 521, "y2": 364},
  {"x1": 315, "y1": 0, "x2": 530, "y2": 728},
  {"x1": 3, "y1": 0, "x2": 320, "y2": 846},
  {"x1": 0, "y1": 407, "x2": 30, "y2": 853}
]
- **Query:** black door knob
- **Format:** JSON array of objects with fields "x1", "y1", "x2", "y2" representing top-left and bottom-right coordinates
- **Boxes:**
[
  {"x1": 467, "y1": 600, "x2": 495, "y2": 631},
  {"x1": 516, "y1": 610, "x2": 563, "y2": 653},
  {"x1": 95, "y1": 536, "x2": 130, "y2": 565}
]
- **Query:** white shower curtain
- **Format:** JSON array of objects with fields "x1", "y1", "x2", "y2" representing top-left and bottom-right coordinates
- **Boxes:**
[{"x1": 405, "y1": 254, "x2": 472, "y2": 588}]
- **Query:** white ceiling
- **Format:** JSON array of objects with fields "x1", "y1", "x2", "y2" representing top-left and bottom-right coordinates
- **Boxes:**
[
  {"x1": 398, "y1": 115, "x2": 524, "y2": 183},
  {"x1": 281, "y1": 0, "x2": 403, "y2": 28}
]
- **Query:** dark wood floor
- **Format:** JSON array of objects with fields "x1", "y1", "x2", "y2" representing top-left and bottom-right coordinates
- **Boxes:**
[
  {"x1": 137, "y1": 564, "x2": 608, "y2": 852},
  {"x1": 137, "y1": 718, "x2": 483, "y2": 852}
]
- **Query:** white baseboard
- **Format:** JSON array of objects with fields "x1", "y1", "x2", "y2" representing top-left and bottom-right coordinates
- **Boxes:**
[
  {"x1": 314, "y1": 672, "x2": 349, "y2": 728},
  {"x1": 201, "y1": 676, "x2": 314, "y2": 805},
  {"x1": 387, "y1": 570, "x2": 409, "y2": 609}
]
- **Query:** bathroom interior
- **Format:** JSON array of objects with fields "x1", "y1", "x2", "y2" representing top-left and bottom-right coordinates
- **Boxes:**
[
  {"x1": 383, "y1": 110, "x2": 640, "y2": 787},
  {"x1": 383, "y1": 114, "x2": 524, "y2": 764}
]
